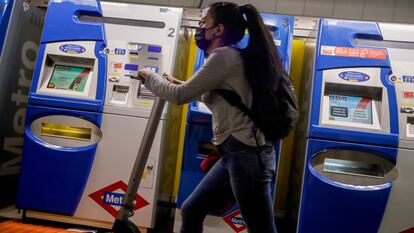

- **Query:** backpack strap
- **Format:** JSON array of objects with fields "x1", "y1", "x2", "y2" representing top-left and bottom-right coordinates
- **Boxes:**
[
  {"x1": 214, "y1": 89, "x2": 264, "y2": 168},
  {"x1": 214, "y1": 89, "x2": 262, "y2": 150},
  {"x1": 214, "y1": 89, "x2": 255, "y2": 121}
]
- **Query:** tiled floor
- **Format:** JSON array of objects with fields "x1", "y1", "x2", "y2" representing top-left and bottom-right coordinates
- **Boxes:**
[
  {"x1": 0, "y1": 204, "x2": 290, "y2": 232},
  {"x1": 0, "y1": 220, "x2": 81, "y2": 232},
  {"x1": 0, "y1": 203, "x2": 174, "y2": 233}
]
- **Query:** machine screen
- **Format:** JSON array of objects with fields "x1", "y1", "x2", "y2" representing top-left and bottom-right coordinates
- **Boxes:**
[
  {"x1": 47, "y1": 65, "x2": 91, "y2": 92},
  {"x1": 329, "y1": 94, "x2": 373, "y2": 125}
]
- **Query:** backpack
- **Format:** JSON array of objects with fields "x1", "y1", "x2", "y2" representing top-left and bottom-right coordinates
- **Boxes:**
[{"x1": 215, "y1": 72, "x2": 299, "y2": 141}]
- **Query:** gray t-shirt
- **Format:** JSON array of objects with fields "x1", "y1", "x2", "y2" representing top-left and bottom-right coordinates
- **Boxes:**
[{"x1": 144, "y1": 46, "x2": 265, "y2": 146}]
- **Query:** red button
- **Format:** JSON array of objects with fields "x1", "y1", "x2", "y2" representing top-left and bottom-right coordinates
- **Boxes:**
[
  {"x1": 113, "y1": 63, "x2": 122, "y2": 69},
  {"x1": 404, "y1": 92, "x2": 414, "y2": 98}
]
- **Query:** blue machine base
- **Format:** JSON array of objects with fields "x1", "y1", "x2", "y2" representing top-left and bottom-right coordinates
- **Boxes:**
[
  {"x1": 298, "y1": 138, "x2": 397, "y2": 233},
  {"x1": 16, "y1": 105, "x2": 101, "y2": 215}
]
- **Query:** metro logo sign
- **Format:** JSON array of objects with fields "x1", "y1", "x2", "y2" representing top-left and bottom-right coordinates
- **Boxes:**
[
  {"x1": 103, "y1": 192, "x2": 124, "y2": 206},
  {"x1": 89, "y1": 181, "x2": 149, "y2": 217},
  {"x1": 223, "y1": 210, "x2": 247, "y2": 232}
]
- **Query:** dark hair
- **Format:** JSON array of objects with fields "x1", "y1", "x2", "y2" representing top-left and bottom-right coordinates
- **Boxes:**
[{"x1": 208, "y1": 2, "x2": 284, "y2": 92}]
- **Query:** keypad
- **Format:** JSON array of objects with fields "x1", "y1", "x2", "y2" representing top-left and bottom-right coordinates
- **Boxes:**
[{"x1": 111, "y1": 91, "x2": 128, "y2": 104}]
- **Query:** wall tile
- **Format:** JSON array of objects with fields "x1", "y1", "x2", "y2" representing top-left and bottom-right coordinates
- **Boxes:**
[
  {"x1": 332, "y1": 0, "x2": 364, "y2": 20},
  {"x1": 128, "y1": 0, "x2": 414, "y2": 24},
  {"x1": 393, "y1": 0, "x2": 414, "y2": 23},
  {"x1": 168, "y1": 0, "x2": 196, "y2": 7},
  {"x1": 136, "y1": 0, "x2": 169, "y2": 5},
  {"x1": 362, "y1": 0, "x2": 395, "y2": 22},
  {"x1": 230, "y1": 0, "x2": 250, "y2": 6},
  {"x1": 275, "y1": 0, "x2": 306, "y2": 15},
  {"x1": 197, "y1": 0, "x2": 215, "y2": 8},
  {"x1": 304, "y1": 0, "x2": 334, "y2": 17},
  {"x1": 249, "y1": 0, "x2": 276, "y2": 13}
]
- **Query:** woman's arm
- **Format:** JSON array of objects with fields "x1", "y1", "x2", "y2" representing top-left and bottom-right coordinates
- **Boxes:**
[
  {"x1": 163, "y1": 73, "x2": 184, "y2": 85},
  {"x1": 142, "y1": 50, "x2": 229, "y2": 105}
]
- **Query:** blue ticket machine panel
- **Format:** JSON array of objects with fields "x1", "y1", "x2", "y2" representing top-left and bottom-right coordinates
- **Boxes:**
[
  {"x1": 17, "y1": 0, "x2": 182, "y2": 229},
  {"x1": 174, "y1": 14, "x2": 294, "y2": 233},
  {"x1": 0, "y1": 0, "x2": 13, "y2": 55},
  {"x1": 297, "y1": 19, "x2": 399, "y2": 233},
  {"x1": 16, "y1": 0, "x2": 106, "y2": 215}
]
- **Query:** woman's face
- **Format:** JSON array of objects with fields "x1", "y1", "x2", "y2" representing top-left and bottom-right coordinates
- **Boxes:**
[{"x1": 199, "y1": 8, "x2": 219, "y2": 41}]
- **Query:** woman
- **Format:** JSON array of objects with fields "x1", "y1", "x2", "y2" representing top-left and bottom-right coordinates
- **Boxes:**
[{"x1": 138, "y1": 2, "x2": 284, "y2": 233}]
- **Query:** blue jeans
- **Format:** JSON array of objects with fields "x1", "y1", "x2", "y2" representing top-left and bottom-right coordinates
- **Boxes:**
[{"x1": 180, "y1": 135, "x2": 277, "y2": 233}]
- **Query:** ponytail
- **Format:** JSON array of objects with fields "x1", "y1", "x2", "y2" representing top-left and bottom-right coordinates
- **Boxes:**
[
  {"x1": 239, "y1": 4, "x2": 284, "y2": 92},
  {"x1": 207, "y1": 2, "x2": 284, "y2": 92}
]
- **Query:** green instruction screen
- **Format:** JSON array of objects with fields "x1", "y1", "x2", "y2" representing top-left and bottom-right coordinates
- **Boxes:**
[{"x1": 47, "y1": 65, "x2": 91, "y2": 92}]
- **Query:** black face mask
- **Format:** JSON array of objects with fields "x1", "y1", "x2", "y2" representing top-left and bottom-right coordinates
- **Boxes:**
[{"x1": 195, "y1": 26, "x2": 217, "y2": 51}]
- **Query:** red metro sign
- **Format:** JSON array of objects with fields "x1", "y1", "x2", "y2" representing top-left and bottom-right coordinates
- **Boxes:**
[{"x1": 89, "y1": 180, "x2": 149, "y2": 217}]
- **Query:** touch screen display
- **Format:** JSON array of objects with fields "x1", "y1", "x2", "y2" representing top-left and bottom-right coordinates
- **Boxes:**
[
  {"x1": 329, "y1": 94, "x2": 373, "y2": 125},
  {"x1": 47, "y1": 65, "x2": 91, "y2": 92}
]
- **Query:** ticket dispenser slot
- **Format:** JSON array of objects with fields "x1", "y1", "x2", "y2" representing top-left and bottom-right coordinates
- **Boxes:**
[
  {"x1": 30, "y1": 115, "x2": 102, "y2": 148},
  {"x1": 324, "y1": 158, "x2": 384, "y2": 178},
  {"x1": 311, "y1": 150, "x2": 397, "y2": 186},
  {"x1": 41, "y1": 123, "x2": 92, "y2": 141}
]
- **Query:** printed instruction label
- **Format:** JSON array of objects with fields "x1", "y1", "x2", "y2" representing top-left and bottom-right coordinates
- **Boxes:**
[{"x1": 321, "y1": 46, "x2": 387, "y2": 60}]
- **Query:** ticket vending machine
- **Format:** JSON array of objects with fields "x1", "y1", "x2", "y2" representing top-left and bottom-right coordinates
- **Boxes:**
[
  {"x1": 174, "y1": 14, "x2": 294, "y2": 233},
  {"x1": 377, "y1": 24, "x2": 414, "y2": 233},
  {"x1": 16, "y1": 0, "x2": 182, "y2": 229},
  {"x1": 296, "y1": 19, "x2": 402, "y2": 233}
]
